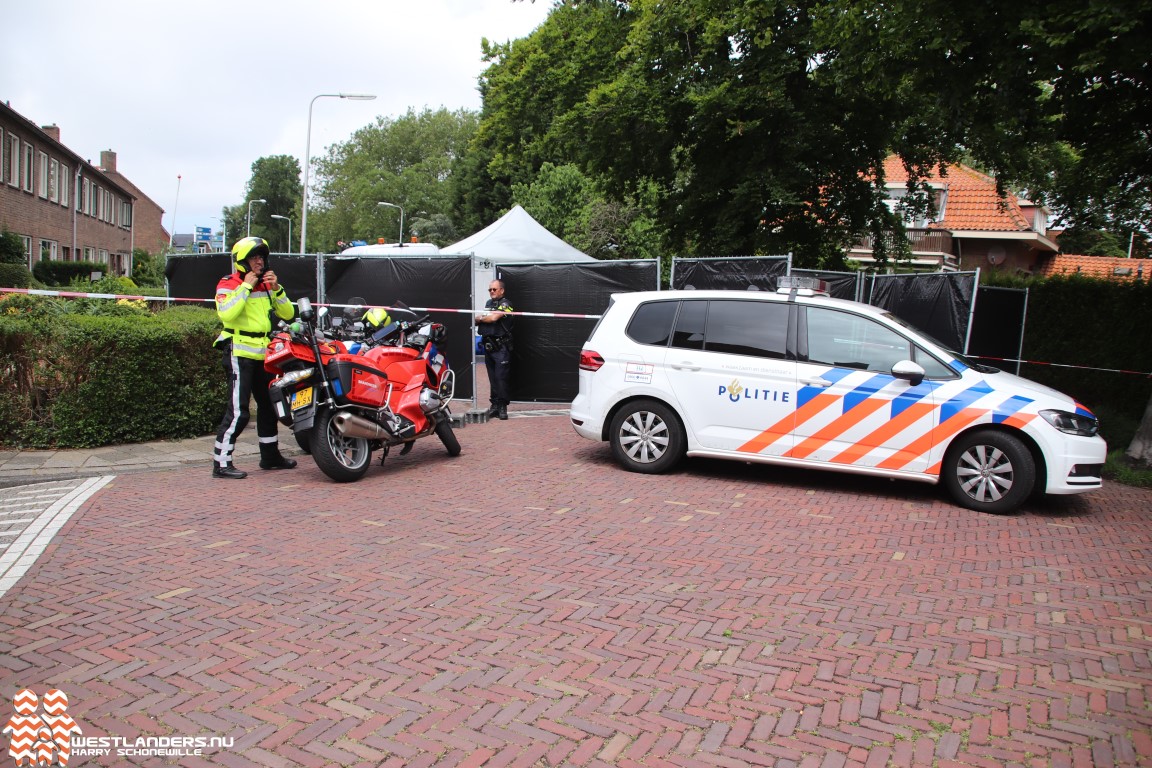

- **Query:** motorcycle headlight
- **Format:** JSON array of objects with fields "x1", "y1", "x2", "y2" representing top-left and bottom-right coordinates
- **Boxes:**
[{"x1": 1039, "y1": 409, "x2": 1099, "y2": 437}]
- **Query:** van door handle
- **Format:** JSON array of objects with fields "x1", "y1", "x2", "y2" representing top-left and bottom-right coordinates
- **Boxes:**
[
  {"x1": 801, "y1": 377, "x2": 831, "y2": 387},
  {"x1": 671, "y1": 362, "x2": 701, "y2": 371}
]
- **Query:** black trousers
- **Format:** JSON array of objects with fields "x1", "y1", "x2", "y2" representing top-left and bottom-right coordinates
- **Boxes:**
[
  {"x1": 214, "y1": 351, "x2": 280, "y2": 468},
  {"x1": 485, "y1": 344, "x2": 513, "y2": 407}
]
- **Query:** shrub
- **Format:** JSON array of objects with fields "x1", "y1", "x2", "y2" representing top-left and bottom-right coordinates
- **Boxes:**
[{"x1": 0, "y1": 263, "x2": 33, "y2": 288}]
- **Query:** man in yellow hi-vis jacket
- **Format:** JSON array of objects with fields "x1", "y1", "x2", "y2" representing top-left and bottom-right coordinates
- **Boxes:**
[{"x1": 211, "y1": 237, "x2": 298, "y2": 479}]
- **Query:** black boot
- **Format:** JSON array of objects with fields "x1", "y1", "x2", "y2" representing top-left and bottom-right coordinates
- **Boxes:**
[
  {"x1": 497, "y1": 406, "x2": 508, "y2": 420},
  {"x1": 259, "y1": 443, "x2": 298, "y2": 470},
  {"x1": 212, "y1": 464, "x2": 247, "y2": 479},
  {"x1": 487, "y1": 404, "x2": 501, "y2": 418}
]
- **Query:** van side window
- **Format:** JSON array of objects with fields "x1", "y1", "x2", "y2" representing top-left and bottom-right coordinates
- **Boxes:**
[
  {"x1": 805, "y1": 308, "x2": 911, "y2": 372},
  {"x1": 913, "y1": 344, "x2": 958, "y2": 379},
  {"x1": 671, "y1": 300, "x2": 707, "y2": 350},
  {"x1": 626, "y1": 300, "x2": 679, "y2": 346},
  {"x1": 702, "y1": 300, "x2": 789, "y2": 359}
]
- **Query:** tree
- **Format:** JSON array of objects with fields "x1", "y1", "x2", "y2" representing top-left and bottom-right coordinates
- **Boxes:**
[
  {"x1": 309, "y1": 108, "x2": 478, "y2": 250},
  {"x1": 510, "y1": 163, "x2": 665, "y2": 260},
  {"x1": 131, "y1": 248, "x2": 164, "y2": 287},
  {"x1": 241, "y1": 155, "x2": 302, "y2": 253},
  {"x1": 0, "y1": 229, "x2": 26, "y2": 264},
  {"x1": 457, "y1": 1, "x2": 634, "y2": 237}
]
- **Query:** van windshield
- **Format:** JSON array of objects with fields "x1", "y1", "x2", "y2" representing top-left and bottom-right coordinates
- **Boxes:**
[{"x1": 881, "y1": 312, "x2": 1000, "y2": 373}]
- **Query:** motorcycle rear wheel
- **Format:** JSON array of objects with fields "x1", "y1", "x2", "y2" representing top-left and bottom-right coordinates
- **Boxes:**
[
  {"x1": 435, "y1": 414, "x2": 462, "y2": 456},
  {"x1": 311, "y1": 408, "x2": 372, "y2": 482}
]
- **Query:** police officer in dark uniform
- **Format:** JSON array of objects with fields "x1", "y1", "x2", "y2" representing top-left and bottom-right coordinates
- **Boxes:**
[{"x1": 475, "y1": 278, "x2": 514, "y2": 420}]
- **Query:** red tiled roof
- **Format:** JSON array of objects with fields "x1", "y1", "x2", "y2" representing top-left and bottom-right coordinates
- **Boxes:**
[
  {"x1": 882, "y1": 157, "x2": 1033, "y2": 232},
  {"x1": 1037, "y1": 254, "x2": 1151, "y2": 282}
]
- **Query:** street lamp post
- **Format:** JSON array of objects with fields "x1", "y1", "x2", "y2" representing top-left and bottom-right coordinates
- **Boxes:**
[
  {"x1": 377, "y1": 201, "x2": 404, "y2": 244},
  {"x1": 271, "y1": 214, "x2": 293, "y2": 254},
  {"x1": 168, "y1": 174, "x2": 182, "y2": 250},
  {"x1": 300, "y1": 92, "x2": 376, "y2": 255},
  {"x1": 246, "y1": 198, "x2": 266, "y2": 237}
]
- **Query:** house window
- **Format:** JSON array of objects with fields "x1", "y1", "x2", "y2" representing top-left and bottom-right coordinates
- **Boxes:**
[
  {"x1": 98, "y1": 249, "x2": 108, "y2": 264},
  {"x1": 39, "y1": 239, "x2": 57, "y2": 263},
  {"x1": 120, "y1": 200, "x2": 132, "y2": 228},
  {"x1": 60, "y1": 164, "x2": 69, "y2": 207},
  {"x1": 23, "y1": 142, "x2": 34, "y2": 192},
  {"x1": 82, "y1": 178, "x2": 90, "y2": 214},
  {"x1": 884, "y1": 184, "x2": 947, "y2": 229},
  {"x1": 89, "y1": 183, "x2": 97, "y2": 217},
  {"x1": 97, "y1": 188, "x2": 105, "y2": 221},
  {"x1": 0, "y1": 128, "x2": 4, "y2": 183},
  {"x1": 38, "y1": 151, "x2": 49, "y2": 198},
  {"x1": 21, "y1": 236, "x2": 32, "y2": 264},
  {"x1": 48, "y1": 158, "x2": 59, "y2": 202},
  {"x1": 84, "y1": 247, "x2": 93, "y2": 261},
  {"x1": 6, "y1": 134, "x2": 18, "y2": 187}
]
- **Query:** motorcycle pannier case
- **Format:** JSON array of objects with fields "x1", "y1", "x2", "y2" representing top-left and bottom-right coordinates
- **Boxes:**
[{"x1": 328, "y1": 355, "x2": 389, "y2": 408}]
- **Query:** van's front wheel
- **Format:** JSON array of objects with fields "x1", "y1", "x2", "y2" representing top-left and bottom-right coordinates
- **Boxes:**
[{"x1": 943, "y1": 430, "x2": 1035, "y2": 514}]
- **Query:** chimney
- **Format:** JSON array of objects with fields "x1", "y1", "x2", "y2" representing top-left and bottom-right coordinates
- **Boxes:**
[
  {"x1": 100, "y1": 150, "x2": 117, "y2": 173},
  {"x1": 42, "y1": 124, "x2": 61, "y2": 143}
]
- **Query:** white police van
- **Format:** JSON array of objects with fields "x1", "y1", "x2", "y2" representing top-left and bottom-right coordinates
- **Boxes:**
[{"x1": 570, "y1": 278, "x2": 1106, "y2": 514}]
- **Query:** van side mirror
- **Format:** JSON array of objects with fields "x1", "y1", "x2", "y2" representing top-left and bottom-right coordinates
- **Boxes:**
[{"x1": 891, "y1": 360, "x2": 925, "y2": 386}]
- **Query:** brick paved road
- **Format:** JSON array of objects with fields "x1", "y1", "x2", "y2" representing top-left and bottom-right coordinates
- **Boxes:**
[{"x1": 1, "y1": 414, "x2": 1150, "y2": 767}]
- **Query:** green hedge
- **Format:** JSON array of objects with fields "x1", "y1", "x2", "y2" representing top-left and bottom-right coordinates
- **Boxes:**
[
  {"x1": 1007, "y1": 275, "x2": 1152, "y2": 430},
  {"x1": 0, "y1": 301, "x2": 226, "y2": 448},
  {"x1": 32, "y1": 260, "x2": 109, "y2": 286}
]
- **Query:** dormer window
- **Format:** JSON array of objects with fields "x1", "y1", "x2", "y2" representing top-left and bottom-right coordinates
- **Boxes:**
[{"x1": 884, "y1": 183, "x2": 947, "y2": 228}]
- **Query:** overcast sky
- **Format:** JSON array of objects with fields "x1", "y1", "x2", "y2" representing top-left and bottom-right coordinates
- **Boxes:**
[{"x1": 1, "y1": 0, "x2": 554, "y2": 244}]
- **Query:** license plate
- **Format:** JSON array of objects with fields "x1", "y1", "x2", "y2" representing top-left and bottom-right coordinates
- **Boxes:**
[{"x1": 291, "y1": 387, "x2": 313, "y2": 410}]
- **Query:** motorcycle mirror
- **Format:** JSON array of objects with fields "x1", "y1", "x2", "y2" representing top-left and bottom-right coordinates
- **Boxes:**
[{"x1": 298, "y1": 297, "x2": 314, "y2": 322}]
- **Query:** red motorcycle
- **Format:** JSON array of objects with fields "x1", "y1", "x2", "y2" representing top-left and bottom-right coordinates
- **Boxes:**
[{"x1": 264, "y1": 298, "x2": 460, "y2": 482}]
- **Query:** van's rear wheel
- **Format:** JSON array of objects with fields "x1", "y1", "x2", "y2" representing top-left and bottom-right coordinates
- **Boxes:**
[
  {"x1": 943, "y1": 430, "x2": 1034, "y2": 514},
  {"x1": 609, "y1": 399, "x2": 684, "y2": 474}
]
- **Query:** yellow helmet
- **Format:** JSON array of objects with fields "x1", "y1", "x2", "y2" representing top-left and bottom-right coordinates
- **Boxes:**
[
  {"x1": 363, "y1": 307, "x2": 392, "y2": 328},
  {"x1": 231, "y1": 237, "x2": 271, "y2": 273}
]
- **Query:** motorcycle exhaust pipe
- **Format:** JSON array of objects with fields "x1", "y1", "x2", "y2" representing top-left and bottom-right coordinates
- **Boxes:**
[{"x1": 332, "y1": 412, "x2": 392, "y2": 440}]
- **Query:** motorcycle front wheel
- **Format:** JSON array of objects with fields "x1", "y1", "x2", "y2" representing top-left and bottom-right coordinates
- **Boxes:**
[
  {"x1": 435, "y1": 414, "x2": 462, "y2": 456},
  {"x1": 311, "y1": 408, "x2": 372, "y2": 482}
]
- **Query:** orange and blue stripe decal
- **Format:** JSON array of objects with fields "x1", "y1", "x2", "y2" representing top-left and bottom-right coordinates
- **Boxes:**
[
  {"x1": 787, "y1": 374, "x2": 890, "y2": 459},
  {"x1": 1074, "y1": 401, "x2": 1095, "y2": 418},
  {"x1": 993, "y1": 395, "x2": 1033, "y2": 424},
  {"x1": 826, "y1": 379, "x2": 941, "y2": 465},
  {"x1": 738, "y1": 368, "x2": 854, "y2": 453}
]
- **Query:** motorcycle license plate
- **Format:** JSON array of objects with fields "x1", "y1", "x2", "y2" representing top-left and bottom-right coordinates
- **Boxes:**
[{"x1": 291, "y1": 387, "x2": 313, "y2": 410}]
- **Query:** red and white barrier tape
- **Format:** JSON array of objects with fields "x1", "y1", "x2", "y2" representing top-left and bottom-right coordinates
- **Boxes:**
[
  {"x1": 975, "y1": 356, "x2": 1152, "y2": 378},
  {"x1": 0, "y1": 287, "x2": 602, "y2": 319},
  {"x1": 5, "y1": 288, "x2": 1144, "y2": 373}
]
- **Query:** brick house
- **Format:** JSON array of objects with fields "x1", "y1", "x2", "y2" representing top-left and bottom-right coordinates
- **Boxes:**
[
  {"x1": 849, "y1": 156, "x2": 1059, "y2": 273},
  {"x1": 97, "y1": 150, "x2": 169, "y2": 257},
  {"x1": 0, "y1": 101, "x2": 168, "y2": 277}
]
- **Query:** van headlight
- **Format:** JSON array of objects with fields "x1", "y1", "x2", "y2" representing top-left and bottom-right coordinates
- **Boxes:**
[{"x1": 1039, "y1": 409, "x2": 1099, "y2": 437}]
